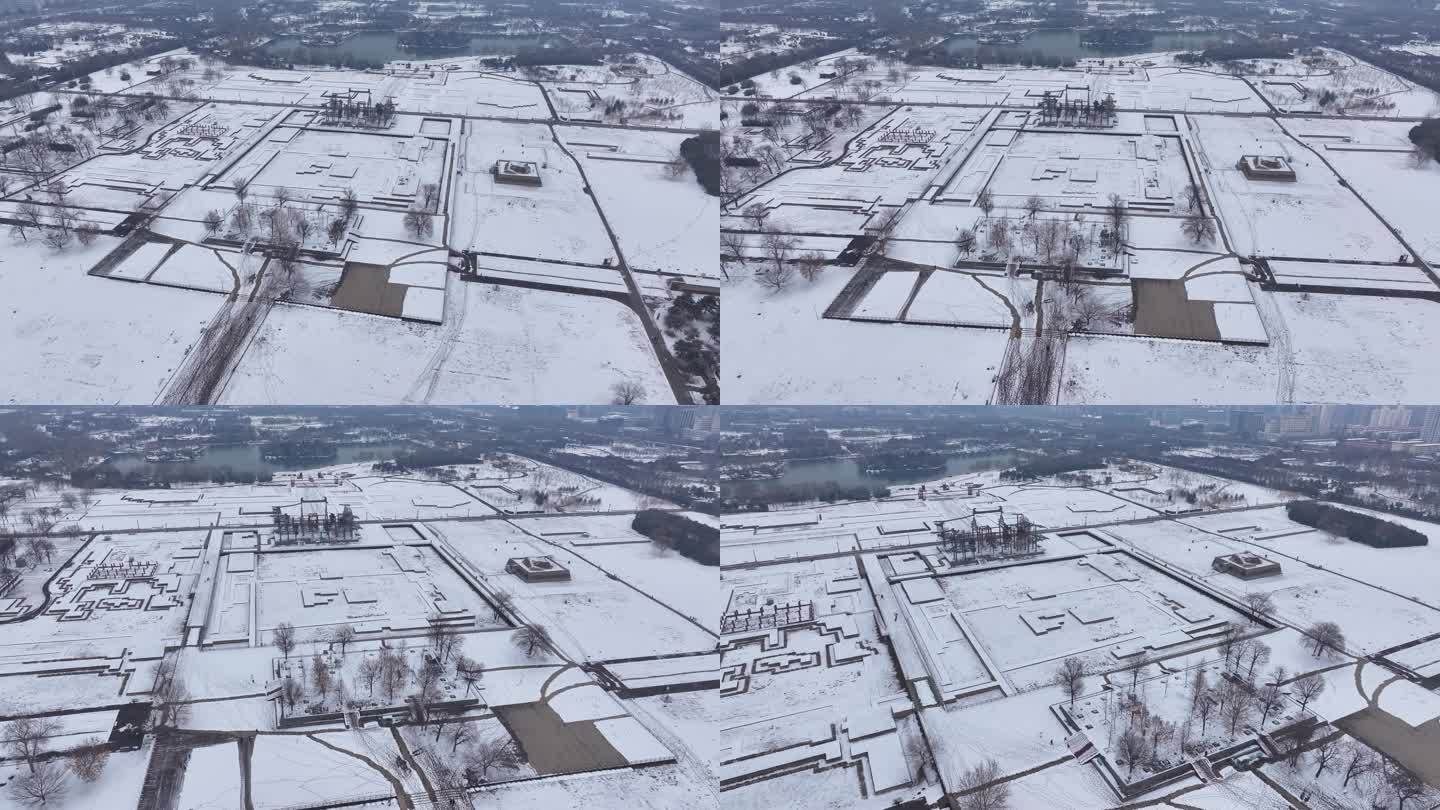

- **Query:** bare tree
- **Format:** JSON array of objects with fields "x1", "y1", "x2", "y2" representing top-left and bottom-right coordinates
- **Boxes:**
[
  {"x1": 904, "y1": 733, "x2": 935, "y2": 782},
  {"x1": 610, "y1": 379, "x2": 646, "y2": 405},
  {"x1": 956, "y1": 226, "x2": 977, "y2": 261},
  {"x1": 1195, "y1": 690, "x2": 1216, "y2": 737},
  {"x1": 464, "y1": 737, "x2": 521, "y2": 784},
  {"x1": 1306, "y1": 621, "x2": 1346, "y2": 658},
  {"x1": 203, "y1": 209, "x2": 224, "y2": 236},
  {"x1": 512, "y1": 624, "x2": 552, "y2": 658},
  {"x1": 1256, "y1": 678, "x2": 1286, "y2": 729},
  {"x1": 1311, "y1": 736, "x2": 1341, "y2": 778},
  {"x1": 1023, "y1": 194, "x2": 1043, "y2": 219},
  {"x1": 274, "y1": 622, "x2": 296, "y2": 659},
  {"x1": 719, "y1": 230, "x2": 747, "y2": 262},
  {"x1": 292, "y1": 210, "x2": 313, "y2": 246},
  {"x1": 1116, "y1": 729, "x2": 1146, "y2": 778},
  {"x1": 757, "y1": 231, "x2": 796, "y2": 291},
  {"x1": 3, "y1": 717, "x2": 60, "y2": 773},
  {"x1": 956, "y1": 757, "x2": 1010, "y2": 810},
  {"x1": 339, "y1": 187, "x2": 359, "y2": 222},
  {"x1": 1287, "y1": 720, "x2": 1316, "y2": 768},
  {"x1": 1182, "y1": 182, "x2": 1205, "y2": 213},
  {"x1": 1224, "y1": 682, "x2": 1253, "y2": 734},
  {"x1": 989, "y1": 216, "x2": 1014, "y2": 255},
  {"x1": 69, "y1": 738, "x2": 109, "y2": 782},
  {"x1": 231, "y1": 176, "x2": 251, "y2": 205},
  {"x1": 12, "y1": 201, "x2": 43, "y2": 242},
  {"x1": 1181, "y1": 209, "x2": 1216, "y2": 245},
  {"x1": 1244, "y1": 640, "x2": 1272, "y2": 681},
  {"x1": 272, "y1": 186, "x2": 292, "y2": 210},
  {"x1": 448, "y1": 720, "x2": 474, "y2": 753},
  {"x1": 8, "y1": 760, "x2": 67, "y2": 807},
  {"x1": 1105, "y1": 193, "x2": 1127, "y2": 251},
  {"x1": 41, "y1": 227, "x2": 71, "y2": 251},
  {"x1": 358, "y1": 656, "x2": 381, "y2": 696},
  {"x1": 403, "y1": 208, "x2": 434, "y2": 239},
  {"x1": 311, "y1": 653, "x2": 333, "y2": 700},
  {"x1": 1053, "y1": 657, "x2": 1086, "y2": 707},
  {"x1": 741, "y1": 203, "x2": 767, "y2": 231},
  {"x1": 1242, "y1": 591, "x2": 1275, "y2": 624},
  {"x1": 1123, "y1": 655, "x2": 1147, "y2": 691},
  {"x1": 280, "y1": 675, "x2": 303, "y2": 713},
  {"x1": 1383, "y1": 756, "x2": 1428, "y2": 810},
  {"x1": 379, "y1": 647, "x2": 410, "y2": 702},
  {"x1": 152, "y1": 657, "x2": 191, "y2": 728},
  {"x1": 456, "y1": 655, "x2": 483, "y2": 696},
  {"x1": 426, "y1": 615, "x2": 460, "y2": 663},
  {"x1": 1340, "y1": 740, "x2": 1376, "y2": 788},
  {"x1": 975, "y1": 187, "x2": 995, "y2": 218},
  {"x1": 795, "y1": 251, "x2": 826, "y2": 282},
  {"x1": 76, "y1": 222, "x2": 100, "y2": 246},
  {"x1": 1293, "y1": 673, "x2": 1325, "y2": 713},
  {"x1": 329, "y1": 624, "x2": 356, "y2": 655}
]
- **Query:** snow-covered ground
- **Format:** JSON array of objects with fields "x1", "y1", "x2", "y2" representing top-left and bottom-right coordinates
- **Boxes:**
[
  {"x1": 721, "y1": 453, "x2": 1439, "y2": 809},
  {"x1": 723, "y1": 46, "x2": 1440, "y2": 403},
  {"x1": 0, "y1": 444, "x2": 714, "y2": 810},
  {"x1": 2, "y1": 49, "x2": 705, "y2": 404}
]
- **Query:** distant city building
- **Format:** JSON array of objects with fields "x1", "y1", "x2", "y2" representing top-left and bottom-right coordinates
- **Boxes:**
[
  {"x1": 663, "y1": 406, "x2": 720, "y2": 438},
  {"x1": 1422, "y1": 407, "x2": 1440, "y2": 443},
  {"x1": 1212, "y1": 552, "x2": 1281, "y2": 579},
  {"x1": 1265, "y1": 410, "x2": 1318, "y2": 439},
  {"x1": 1229, "y1": 409, "x2": 1265, "y2": 438},
  {"x1": 1370, "y1": 405, "x2": 1413, "y2": 429}
]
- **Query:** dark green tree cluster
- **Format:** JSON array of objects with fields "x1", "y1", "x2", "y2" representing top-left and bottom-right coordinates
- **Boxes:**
[
  {"x1": 1408, "y1": 119, "x2": 1440, "y2": 163},
  {"x1": 631, "y1": 510, "x2": 719, "y2": 565},
  {"x1": 679, "y1": 131, "x2": 720, "y2": 197},
  {"x1": 999, "y1": 452, "x2": 1108, "y2": 481},
  {"x1": 1286, "y1": 501, "x2": 1428, "y2": 548}
]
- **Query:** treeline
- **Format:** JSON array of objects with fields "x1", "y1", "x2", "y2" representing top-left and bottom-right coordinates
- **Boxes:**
[
  {"x1": 1286, "y1": 501, "x2": 1428, "y2": 548},
  {"x1": 859, "y1": 449, "x2": 944, "y2": 475},
  {"x1": 513, "y1": 45, "x2": 604, "y2": 67},
  {"x1": 1147, "y1": 453, "x2": 1440, "y2": 523},
  {"x1": 1000, "y1": 452, "x2": 1108, "y2": 481},
  {"x1": 524, "y1": 450, "x2": 716, "y2": 512},
  {"x1": 719, "y1": 40, "x2": 853, "y2": 89},
  {"x1": 71, "y1": 466, "x2": 274, "y2": 488},
  {"x1": 631, "y1": 510, "x2": 718, "y2": 565},
  {"x1": 1174, "y1": 41, "x2": 1292, "y2": 65},
  {"x1": 260, "y1": 440, "x2": 337, "y2": 462},
  {"x1": 721, "y1": 480, "x2": 890, "y2": 511},
  {"x1": 907, "y1": 44, "x2": 1077, "y2": 70},
  {"x1": 0, "y1": 37, "x2": 184, "y2": 103},
  {"x1": 371, "y1": 449, "x2": 479, "y2": 473}
]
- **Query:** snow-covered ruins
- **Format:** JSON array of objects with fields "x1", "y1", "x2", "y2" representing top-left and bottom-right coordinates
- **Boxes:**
[
  {"x1": 722, "y1": 47, "x2": 1440, "y2": 404},
  {"x1": 1, "y1": 49, "x2": 719, "y2": 405},
  {"x1": 0, "y1": 407, "x2": 719, "y2": 809},
  {"x1": 719, "y1": 406, "x2": 1440, "y2": 809}
]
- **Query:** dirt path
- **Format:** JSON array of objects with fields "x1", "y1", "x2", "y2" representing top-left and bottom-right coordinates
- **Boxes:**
[
  {"x1": 391, "y1": 726, "x2": 439, "y2": 803},
  {"x1": 308, "y1": 733, "x2": 415, "y2": 810}
]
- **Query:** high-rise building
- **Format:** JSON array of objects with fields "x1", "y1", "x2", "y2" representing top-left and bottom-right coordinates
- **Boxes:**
[
  {"x1": 1422, "y1": 407, "x2": 1440, "y2": 443},
  {"x1": 1370, "y1": 406, "x2": 1412, "y2": 429}
]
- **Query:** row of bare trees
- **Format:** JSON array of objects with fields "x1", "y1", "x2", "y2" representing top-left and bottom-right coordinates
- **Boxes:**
[{"x1": 2, "y1": 718, "x2": 109, "y2": 806}]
